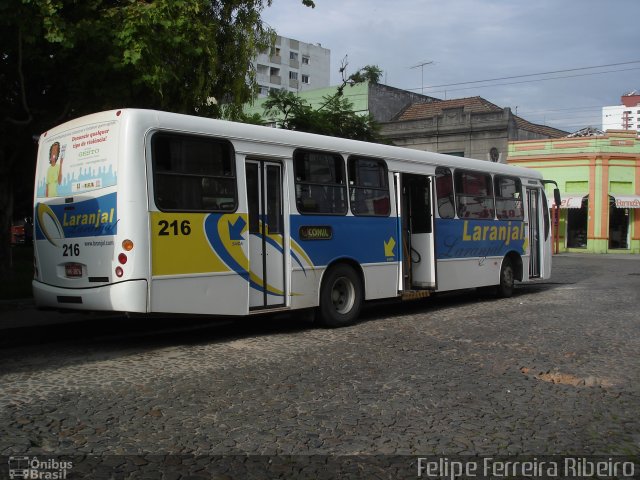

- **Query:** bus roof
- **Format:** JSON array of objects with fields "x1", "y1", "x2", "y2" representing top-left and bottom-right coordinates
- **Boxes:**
[{"x1": 44, "y1": 109, "x2": 544, "y2": 182}]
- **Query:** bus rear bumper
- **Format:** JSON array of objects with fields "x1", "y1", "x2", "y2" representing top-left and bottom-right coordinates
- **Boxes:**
[{"x1": 32, "y1": 279, "x2": 148, "y2": 313}]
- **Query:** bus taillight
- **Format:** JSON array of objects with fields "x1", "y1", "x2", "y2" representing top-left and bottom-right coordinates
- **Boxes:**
[
  {"x1": 118, "y1": 253, "x2": 127, "y2": 265},
  {"x1": 122, "y1": 239, "x2": 134, "y2": 251},
  {"x1": 115, "y1": 266, "x2": 124, "y2": 278}
]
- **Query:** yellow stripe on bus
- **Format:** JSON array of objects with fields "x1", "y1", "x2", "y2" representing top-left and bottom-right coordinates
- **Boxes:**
[{"x1": 151, "y1": 212, "x2": 229, "y2": 276}]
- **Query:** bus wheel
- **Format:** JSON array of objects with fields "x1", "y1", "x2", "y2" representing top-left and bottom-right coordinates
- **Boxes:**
[
  {"x1": 318, "y1": 264, "x2": 363, "y2": 328},
  {"x1": 497, "y1": 258, "x2": 514, "y2": 298}
]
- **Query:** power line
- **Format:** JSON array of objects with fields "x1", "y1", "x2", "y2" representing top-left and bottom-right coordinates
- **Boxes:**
[
  {"x1": 422, "y1": 60, "x2": 640, "y2": 89},
  {"x1": 518, "y1": 105, "x2": 602, "y2": 115},
  {"x1": 405, "y1": 66, "x2": 640, "y2": 95}
]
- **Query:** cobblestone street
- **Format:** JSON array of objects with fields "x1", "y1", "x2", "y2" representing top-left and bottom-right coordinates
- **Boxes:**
[{"x1": 0, "y1": 255, "x2": 639, "y2": 477}]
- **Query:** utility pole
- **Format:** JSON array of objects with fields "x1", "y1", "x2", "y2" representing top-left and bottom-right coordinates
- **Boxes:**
[{"x1": 410, "y1": 60, "x2": 433, "y2": 95}]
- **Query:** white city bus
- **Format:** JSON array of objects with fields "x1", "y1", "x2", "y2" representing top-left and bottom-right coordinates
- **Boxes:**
[{"x1": 33, "y1": 109, "x2": 559, "y2": 327}]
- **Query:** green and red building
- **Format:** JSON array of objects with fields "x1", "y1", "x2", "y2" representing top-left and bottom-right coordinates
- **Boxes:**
[{"x1": 508, "y1": 130, "x2": 640, "y2": 254}]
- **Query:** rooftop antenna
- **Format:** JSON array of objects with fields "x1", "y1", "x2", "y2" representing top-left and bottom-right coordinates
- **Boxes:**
[{"x1": 409, "y1": 60, "x2": 433, "y2": 95}]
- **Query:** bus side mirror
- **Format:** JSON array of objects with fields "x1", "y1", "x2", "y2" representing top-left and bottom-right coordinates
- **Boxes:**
[{"x1": 553, "y1": 188, "x2": 561, "y2": 208}]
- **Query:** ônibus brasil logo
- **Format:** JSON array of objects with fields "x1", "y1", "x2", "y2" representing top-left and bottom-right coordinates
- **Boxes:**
[{"x1": 8, "y1": 456, "x2": 73, "y2": 479}]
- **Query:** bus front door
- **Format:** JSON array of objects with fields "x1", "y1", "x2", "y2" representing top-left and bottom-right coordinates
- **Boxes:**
[
  {"x1": 400, "y1": 173, "x2": 436, "y2": 289},
  {"x1": 246, "y1": 160, "x2": 286, "y2": 309},
  {"x1": 526, "y1": 187, "x2": 541, "y2": 278},
  {"x1": 528, "y1": 186, "x2": 553, "y2": 279}
]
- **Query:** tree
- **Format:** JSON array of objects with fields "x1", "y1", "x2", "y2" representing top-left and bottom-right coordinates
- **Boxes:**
[
  {"x1": 0, "y1": 0, "x2": 311, "y2": 277},
  {"x1": 262, "y1": 89, "x2": 382, "y2": 142},
  {"x1": 347, "y1": 65, "x2": 383, "y2": 85},
  {"x1": 261, "y1": 63, "x2": 384, "y2": 142}
]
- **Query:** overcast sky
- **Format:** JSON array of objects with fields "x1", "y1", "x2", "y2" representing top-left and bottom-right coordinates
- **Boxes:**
[{"x1": 262, "y1": 0, "x2": 640, "y2": 133}]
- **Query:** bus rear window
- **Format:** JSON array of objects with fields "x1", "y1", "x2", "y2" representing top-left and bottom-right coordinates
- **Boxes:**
[{"x1": 152, "y1": 133, "x2": 237, "y2": 212}]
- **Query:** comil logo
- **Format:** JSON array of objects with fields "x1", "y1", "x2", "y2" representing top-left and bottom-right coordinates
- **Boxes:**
[{"x1": 8, "y1": 457, "x2": 73, "y2": 479}]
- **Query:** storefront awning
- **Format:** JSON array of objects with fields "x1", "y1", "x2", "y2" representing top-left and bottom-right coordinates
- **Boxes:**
[
  {"x1": 553, "y1": 194, "x2": 588, "y2": 209},
  {"x1": 611, "y1": 194, "x2": 640, "y2": 209}
]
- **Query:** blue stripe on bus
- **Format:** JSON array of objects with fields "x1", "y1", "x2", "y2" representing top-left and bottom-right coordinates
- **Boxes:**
[
  {"x1": 290, "y1": 215, "x2": 398, "y2": 266},
  {"x1": 435, "y1": 218, "x2": 527, "y2": 259},
  {"x1": 34, "y1": 192, "x2": 118, "y2": 243},
  {"x1": 203, "y1": 214, "x2": 250, "y2": 280}
]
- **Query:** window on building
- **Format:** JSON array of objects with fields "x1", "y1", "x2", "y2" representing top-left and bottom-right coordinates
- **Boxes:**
[
  {"x1": 289, "y1": 71, "x2": 298, "y2": 80},
  {"x1": 290, "y1": 51, "x2": 298, "y2": 61},
  {"x1": 302, "y1": 56, "x2": 310, "y2": 65},
  {"x1": 454, "y1": 170, "x2": 495, "y2": 219},
  {"x1": 435, "y1": 167, "x2": 455, "y2": 219},
  {"x1": 301, "y1": 74, "x2": 310, "y2": 84},
  {"x1": 348, "y1": 156, "x2": 390, "y2": 216},
  {"x1": 152, "y1": 133, "x2": 237, "y2": 212},
  {"x1": 294, "y1": 150, "x2": 347, "y2": 215},
  {"x1": 494, "y1": 176, "x2": 523, "y2": 220}
]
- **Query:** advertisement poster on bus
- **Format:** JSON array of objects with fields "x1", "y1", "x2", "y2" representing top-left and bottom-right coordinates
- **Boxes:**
[{"x1": 36, "y1": 120, "x2": 119, "y2": 198}]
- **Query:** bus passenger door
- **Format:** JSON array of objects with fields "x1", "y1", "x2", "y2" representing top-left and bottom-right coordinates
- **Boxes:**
[
  {"x1": 246, "y1": 160, "x2": 286, "y2": 309},
  {"x1": 400, "y1": 173, "x2": 436, "y2": 289},
  {"x1": 540, "y1": 188, "x2": 552, "y2": 279},
  {"x1": 526, "y1": 188, "x2": 541, "y2": 278}
]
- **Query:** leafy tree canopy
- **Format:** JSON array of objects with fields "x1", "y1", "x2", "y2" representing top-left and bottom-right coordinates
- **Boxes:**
[
  {"x1": 262, "y1": 88, "x2": 382, "y2": 143},
  {"x1": 347, "y1": 65, "x2": 383, "y2": 85},
  {"x1": 258, "y1": 63, "x2": 384, "y2": 142}
]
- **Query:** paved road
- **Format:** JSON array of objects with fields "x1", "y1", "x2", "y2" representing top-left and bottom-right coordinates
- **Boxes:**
[{"x1": 0, "y1": 255, "x2": 639, "y2": 478}]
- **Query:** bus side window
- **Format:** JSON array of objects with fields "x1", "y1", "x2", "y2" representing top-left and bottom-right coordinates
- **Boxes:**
[
  {"x1": 348, "y1": 156, "x2": 390, "y2": 216},
  {"x1": 435, "y1": 167, "x2": 455, "y2": 219},
  {"x1": 454, "y1": 170, "x2": 495, "y2": 219},
  {"x1": 294, "y1": 150, "x2": 347, "y2": 215},
  {"x1": 494, "y1": 176, "x2": 524, "y2": 220},
  {"x1": 151, "y1": 132, "x2": 237, "y2": 213}
]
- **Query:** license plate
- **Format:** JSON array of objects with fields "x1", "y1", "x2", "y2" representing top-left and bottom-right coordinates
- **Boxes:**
[{"x1": 65, "y1": 263, "x2": 83, "y2": 278}]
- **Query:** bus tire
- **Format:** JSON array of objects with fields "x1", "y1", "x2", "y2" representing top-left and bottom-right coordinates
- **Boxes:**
[
  {"x1": 318, "y1": 264, "x2": 363, "y2": 328},
  {"x1": 497, "y1": 258, "x2": 515, "y2": 298}
]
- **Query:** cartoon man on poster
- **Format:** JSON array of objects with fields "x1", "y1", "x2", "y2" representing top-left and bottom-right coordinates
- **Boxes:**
[{"x1": 46, "y1": 141, "x2": 64, "y2": 197}]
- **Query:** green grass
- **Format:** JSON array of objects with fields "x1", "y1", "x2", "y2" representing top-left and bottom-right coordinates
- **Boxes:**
[{"x1": 1, "y1": 245, "x2": 34, "y2": 300}]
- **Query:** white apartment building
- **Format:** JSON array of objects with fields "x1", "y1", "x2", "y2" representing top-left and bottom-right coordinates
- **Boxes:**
[
  {"x1": 255, "y1": 35, "x2": 330, "y2": 97},
  {"x1": 602, "y1": 92, "x2": 640, "y2": 131}
]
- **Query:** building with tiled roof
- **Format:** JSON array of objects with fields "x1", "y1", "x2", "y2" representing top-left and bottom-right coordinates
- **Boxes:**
[
  {"x1": 395, "y1": 96, "x2": 504, "y2": 120},
  {"x1": 380, "y1": 96, "x2": 567, "y2": 163}
]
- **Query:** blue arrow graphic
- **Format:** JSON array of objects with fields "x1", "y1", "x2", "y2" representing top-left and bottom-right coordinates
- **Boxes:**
[{"x1": 228, "y1": 216, "x2": 246, "y2": 240}]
